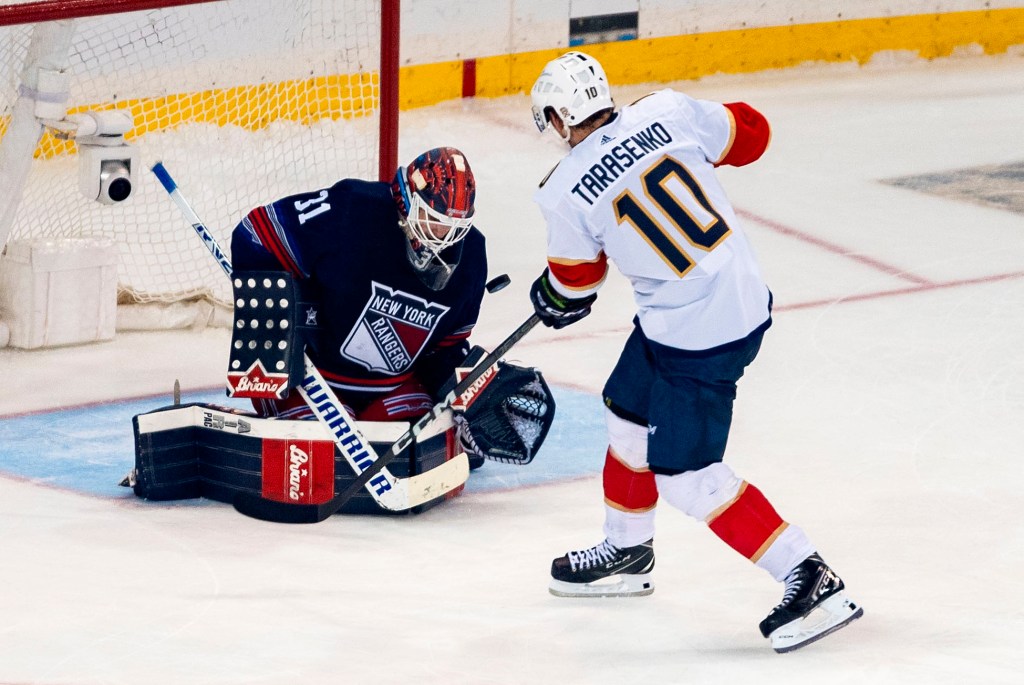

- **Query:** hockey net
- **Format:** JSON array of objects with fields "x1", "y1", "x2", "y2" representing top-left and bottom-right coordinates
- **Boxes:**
[{"x1": 0, "y1": 0, "x2": 397, "y2": 322}]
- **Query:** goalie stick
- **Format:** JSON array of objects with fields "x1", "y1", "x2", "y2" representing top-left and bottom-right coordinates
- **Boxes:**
[{"x1": 151, "y1": 161, "x2": 472, "y2": 514}]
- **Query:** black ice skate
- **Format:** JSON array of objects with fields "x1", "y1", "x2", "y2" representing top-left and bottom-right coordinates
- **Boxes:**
[
  {"x1": 549, "y1": 539, "x2": 655, "y2": 598},
  {"x1": 759, "y1": 553, "x2": 863, "y2": 653}
]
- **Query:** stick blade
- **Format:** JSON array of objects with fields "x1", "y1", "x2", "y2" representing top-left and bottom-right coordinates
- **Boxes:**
[{"x1": 232, "y1": 492, "x2": 332, "y2": 524}]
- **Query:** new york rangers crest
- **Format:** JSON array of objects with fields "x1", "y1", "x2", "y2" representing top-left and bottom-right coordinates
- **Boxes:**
[{"x1": 341, "y1": 282, "x2": 450, "y2": 373}]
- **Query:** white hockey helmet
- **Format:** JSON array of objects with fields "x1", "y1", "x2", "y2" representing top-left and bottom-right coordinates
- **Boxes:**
[{"x1": 531, "y1": 51, "x2": 613, "y2": 133}]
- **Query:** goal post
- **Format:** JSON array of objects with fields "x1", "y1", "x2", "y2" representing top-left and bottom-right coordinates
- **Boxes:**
[{"x1": 0, "y1": 0, "x2": 400, "y2": 330}]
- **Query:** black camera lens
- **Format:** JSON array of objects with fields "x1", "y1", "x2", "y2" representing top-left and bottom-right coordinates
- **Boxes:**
[{"x1": 107, "y1": 177, "x2": 132, "y2": 202}]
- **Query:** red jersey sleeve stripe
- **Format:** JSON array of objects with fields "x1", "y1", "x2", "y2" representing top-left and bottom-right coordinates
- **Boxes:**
[
  {"x1": 248, "y1": 206, "x2": 304, "y2": 277},
  {"x1": 548, "y1": 253, "x2": 608, "y2": 292},
  {"x1": 715, "y1": 102, "x2": 771, "y2": 168}
]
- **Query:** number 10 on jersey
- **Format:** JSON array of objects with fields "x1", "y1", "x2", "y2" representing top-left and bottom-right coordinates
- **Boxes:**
[{"x1": 613, "y1": 155, "x2": 732, "y2": 277}]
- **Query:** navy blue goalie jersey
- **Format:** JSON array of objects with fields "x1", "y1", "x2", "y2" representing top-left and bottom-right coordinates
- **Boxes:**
[{"x1": 230, "y1": 178, "x2": 488, "y2": 403}]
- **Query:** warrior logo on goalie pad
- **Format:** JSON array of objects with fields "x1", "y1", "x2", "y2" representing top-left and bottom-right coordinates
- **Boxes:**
[
  {"x1": 227, "y1": 359, "x2": 290, "y2": 399},
  {"x1": 341, "y1": 281, "x2": 450, "y2": 374}
]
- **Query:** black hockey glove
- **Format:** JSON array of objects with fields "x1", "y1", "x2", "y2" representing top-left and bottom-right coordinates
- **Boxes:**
[
  {"x1": 530, "y1": 269, "x2": 597, "y2": 330},
  {"x1": 453, "y1": 361, "x2": 555, "y2": 466}
]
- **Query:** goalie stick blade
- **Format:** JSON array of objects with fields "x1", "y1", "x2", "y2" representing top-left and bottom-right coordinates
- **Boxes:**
[
  {"x1": 378, "y1": 451, "x2": 470, "y2": 511},
  {"x1": 232, "y1": 452, "x2": 470, "y2": 522}
]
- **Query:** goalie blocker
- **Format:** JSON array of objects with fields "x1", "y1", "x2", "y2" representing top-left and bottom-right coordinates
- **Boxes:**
[{"x1": 226, "y1": 270, "x2": 322, "y2": 401}]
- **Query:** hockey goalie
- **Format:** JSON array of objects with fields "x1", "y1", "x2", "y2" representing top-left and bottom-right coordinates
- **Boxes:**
[{"x1": 126, "y1": 147, "x2": 555, "y2": 515}]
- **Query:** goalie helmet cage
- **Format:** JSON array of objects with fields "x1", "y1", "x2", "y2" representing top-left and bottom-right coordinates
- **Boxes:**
[{"x1": 0, "y1": 0, "x2": 399, "y2": 312}]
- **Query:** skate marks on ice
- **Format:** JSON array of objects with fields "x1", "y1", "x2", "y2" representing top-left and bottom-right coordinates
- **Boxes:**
[{"x1": 883, "y1": 160, "x2": 1024, "y2": 216}]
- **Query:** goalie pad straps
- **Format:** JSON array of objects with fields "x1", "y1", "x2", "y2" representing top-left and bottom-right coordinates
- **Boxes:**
[{"x1": 226, "y1": 270, "x2": 321, "y2": 400}]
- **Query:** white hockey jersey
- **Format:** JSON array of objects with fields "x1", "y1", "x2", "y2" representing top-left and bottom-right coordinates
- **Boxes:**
[{"x1": 534, "y1": 89, "x2": 772, "y2": 351}]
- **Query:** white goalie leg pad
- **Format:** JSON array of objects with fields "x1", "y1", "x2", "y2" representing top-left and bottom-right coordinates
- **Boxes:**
[
  {"x1": 602, "y1": 408, "x2": 656, "y2": 548},
  {"x1": 767, "y1": 592, "x2": 864, "y2": 654},
  {"x1": 654, "y1": 462, "x2": 742, "y2": 521}
]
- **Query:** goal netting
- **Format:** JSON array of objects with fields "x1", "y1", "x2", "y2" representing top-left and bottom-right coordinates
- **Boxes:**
[{"x1": 0, "y1": 0, "x2": 397, "y2": 314}]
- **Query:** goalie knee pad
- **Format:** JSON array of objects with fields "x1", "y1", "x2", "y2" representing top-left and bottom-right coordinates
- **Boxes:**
[{"x1": 455, "y1": 359, "x2": 555, "y2": 465}]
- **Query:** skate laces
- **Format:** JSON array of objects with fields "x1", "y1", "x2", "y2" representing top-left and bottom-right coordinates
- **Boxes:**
[
  {"x1": 568, "y1": 540, "x2": 620, "y2": 571},
  {"x1": 778, "y1": 554, "x2": 832, "y2": 609},
  {"x1": 779, "y1": 565, "x2": 807, "y2": 607}
]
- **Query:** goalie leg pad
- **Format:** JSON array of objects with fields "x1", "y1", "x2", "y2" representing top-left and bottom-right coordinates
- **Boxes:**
[{"x1": 130, "y1": 403, "x2": 458, "y2": 515}]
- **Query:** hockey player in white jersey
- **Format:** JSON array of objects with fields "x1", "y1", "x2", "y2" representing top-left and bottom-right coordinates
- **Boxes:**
[{"x1": 528, "y1": 51, "x2": 862, "y2": 653}]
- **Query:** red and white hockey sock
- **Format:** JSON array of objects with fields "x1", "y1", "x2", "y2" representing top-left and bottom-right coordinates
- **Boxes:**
[
  {"x1": 656, "y1": 464, "x2": 815, "y2": 579},
  {"x1": 602, "y1": 448, "x2": 658, "y2": 546},
  {"x1": 602, "y1": 409, "x2": 657, "y2": 547}
]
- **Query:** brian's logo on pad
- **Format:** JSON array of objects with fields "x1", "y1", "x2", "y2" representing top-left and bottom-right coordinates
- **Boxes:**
[
  {"x1": 450, "y1": 363, "x2": 499, "y2": 411},
  {"x1": 341, "y1": 282, "x2": 449, "y2": 374},
  {"x1": 227, "y1": 359, "x2": 289, "y2": 399},
  {"x1": 262, "y1": 439, "x2": 335, "y2": 504}
]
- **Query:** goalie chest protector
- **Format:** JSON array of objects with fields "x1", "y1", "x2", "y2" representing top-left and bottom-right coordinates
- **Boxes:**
[{"x1": 129, "y1": 403, "x2": 459, "y2": 516}]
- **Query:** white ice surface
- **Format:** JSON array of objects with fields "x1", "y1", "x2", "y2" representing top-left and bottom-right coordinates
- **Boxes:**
[{"x1": 2, "y1": 53, "x2": 1024, "y2": 684}]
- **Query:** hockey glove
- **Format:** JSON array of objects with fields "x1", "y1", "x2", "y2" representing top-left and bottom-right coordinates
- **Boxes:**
[
  {"x1": 530, "y1": 269, "x2": 597, "y2": 330},
  {"x1": 453, "y1": 362, "x2": 555, "y2": 466}
]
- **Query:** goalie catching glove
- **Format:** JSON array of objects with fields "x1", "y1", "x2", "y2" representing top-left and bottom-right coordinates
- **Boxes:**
[{"x1": 444, "y1": 349, "x2": 556, "y2": 466}]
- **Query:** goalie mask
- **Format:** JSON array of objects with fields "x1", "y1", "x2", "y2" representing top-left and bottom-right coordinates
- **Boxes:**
[
  {"x1": 393, "y1": 147, "x2": 476, "y2": 290},
  {"x1": 456, "y1": 361, "x2": 556, "y2": 466}
]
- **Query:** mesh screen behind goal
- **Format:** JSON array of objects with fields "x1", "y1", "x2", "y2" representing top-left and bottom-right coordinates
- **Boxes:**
[{"x1": 0, "y1": 0, "x2": 392, "y2": 308}]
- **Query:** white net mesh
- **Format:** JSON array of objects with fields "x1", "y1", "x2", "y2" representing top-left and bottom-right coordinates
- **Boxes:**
[{"x1": 0, "y1": 0, "x2": 385, "y2": 307}]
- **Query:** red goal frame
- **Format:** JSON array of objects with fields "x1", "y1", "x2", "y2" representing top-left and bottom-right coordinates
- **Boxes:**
[{"x1": 0, "y1": 0, "x2": 400, "y2": 182}]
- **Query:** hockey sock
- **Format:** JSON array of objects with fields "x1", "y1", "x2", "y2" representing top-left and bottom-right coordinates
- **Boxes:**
[
  {"x1": 600, "y1": 408, "x2": 658, "y2": 547},
  {"x1": 602, "y1": 448, "x2": 658, "y2": 546},
  {"x1": 603, "y1": 447, "x2": 658, "y2": 512},
  {"x1": 655, "y1": 464, "x2": 815, "y2": 577},
  {"x1": 706, "y1": 481, "x2": 789, "y2": 564}
]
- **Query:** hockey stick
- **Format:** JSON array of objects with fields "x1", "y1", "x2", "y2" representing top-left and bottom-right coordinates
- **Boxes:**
[
  {"x1": 150, "y1": 161, "x2": 472, "y2": 514},
  {"x1": 234, "y1": 311, "x2": 540, "y2": 522}
]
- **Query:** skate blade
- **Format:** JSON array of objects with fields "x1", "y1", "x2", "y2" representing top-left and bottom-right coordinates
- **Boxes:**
[
  {"x1": 549, "y1": 573, "x2": 654, "y2": 598},
  {"x1": 769, "y1": 592, "x2": 863, "y2": 653}
]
